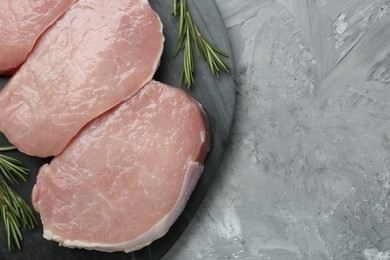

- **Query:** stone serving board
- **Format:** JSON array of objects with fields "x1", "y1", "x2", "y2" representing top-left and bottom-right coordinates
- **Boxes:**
[{"x1": 0, "y1": 0, "x2": 235, "y2": 259}]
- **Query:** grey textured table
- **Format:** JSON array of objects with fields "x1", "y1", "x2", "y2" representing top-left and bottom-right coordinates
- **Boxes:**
[{"x1": 165, "y1": 0, "x2": 390, "y2": 259}]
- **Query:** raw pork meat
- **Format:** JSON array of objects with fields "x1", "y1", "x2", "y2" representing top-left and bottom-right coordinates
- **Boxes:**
[
  {"x1": 0, "y1": 0, "x2": 164, "y2": 157},
  {"x1": 0, "y1": 0, "x2": 76, "y2": 75},
  {"x1": 32, "y1": 80, "x2": 211, "y2": 252}
]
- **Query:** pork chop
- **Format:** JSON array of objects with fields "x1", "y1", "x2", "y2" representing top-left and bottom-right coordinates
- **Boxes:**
[
  {"x1": 0, "y1": 0, "x2": 164, "y2": 157},
  {"x1": 32, "y1": 80, "x2": 210, "y2": 252},
  {"x1": 0, "y1": 0, "x2": 76, "y2": 75}
]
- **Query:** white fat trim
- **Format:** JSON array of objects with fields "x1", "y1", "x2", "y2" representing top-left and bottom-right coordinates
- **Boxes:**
[{"x1": 200, "y1": 131, "x2": 206, "y2": 143}]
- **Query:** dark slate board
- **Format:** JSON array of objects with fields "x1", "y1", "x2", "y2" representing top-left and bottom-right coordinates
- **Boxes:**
[{"x1": 0, "y1": 0, "x2": 235, "y2": 259}]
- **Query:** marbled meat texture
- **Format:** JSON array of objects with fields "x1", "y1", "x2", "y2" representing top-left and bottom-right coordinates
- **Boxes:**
[
  {"x1": 32, "y1": 80, "x2": 211, "y2": 253},
  {"x1": 0, "y1": 0, "x2": 164, "y2": 157},
  {"x1": 0, "y1": 0, "x2": 76, "y2": 75}
]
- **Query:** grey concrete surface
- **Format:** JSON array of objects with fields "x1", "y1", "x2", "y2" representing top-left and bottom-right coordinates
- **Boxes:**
[{"x1": 164, "y1": 0, "x2": 390, "y2": 259}]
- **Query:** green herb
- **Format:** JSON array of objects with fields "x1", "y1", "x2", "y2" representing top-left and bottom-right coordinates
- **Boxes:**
[
  {"x1": 0, "y1": 146, "x2": 36, "y2": 250},
  {"x1": 173, "y1": 0, "x2": 230, "y2": 88}
]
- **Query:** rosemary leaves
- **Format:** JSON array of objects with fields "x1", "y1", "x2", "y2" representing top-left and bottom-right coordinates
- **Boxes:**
[
  {"x1": 0, "y1": 146, "x2": 36, "y2": 250},
  {"x1": 173, "y1": 0, "x2": 230, "y2": 88}
]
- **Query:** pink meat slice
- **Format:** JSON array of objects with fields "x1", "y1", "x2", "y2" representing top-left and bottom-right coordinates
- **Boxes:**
[
  {"x1": 32, "y1": 80, "x2": 211, "y2": 252},
  {"x1": 0, "y1": 0, "x2": 164, "y2": 157},
  {"x1": 0, "y1": 0, "x2": 76, "y2": 75}
]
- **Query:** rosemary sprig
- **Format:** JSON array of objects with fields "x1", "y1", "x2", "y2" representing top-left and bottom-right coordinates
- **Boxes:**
[
  {"x1": 173, "y1": 0, "x2": 230, "y2": 88},
  {"x1": 0, "y1": 146, "x2": 37, "y2": 250}
]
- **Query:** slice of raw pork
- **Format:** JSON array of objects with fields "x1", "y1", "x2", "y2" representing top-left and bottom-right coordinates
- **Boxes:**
[
  {"x1": 32, "y1": 80, "x2": 211, "y2": 253},
  {"x1": 0, "y1": 0, "x2": 164, "y2": 157},
  {"x1": 0, "y1": 0, "x2": 76, "y2": 75}
]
